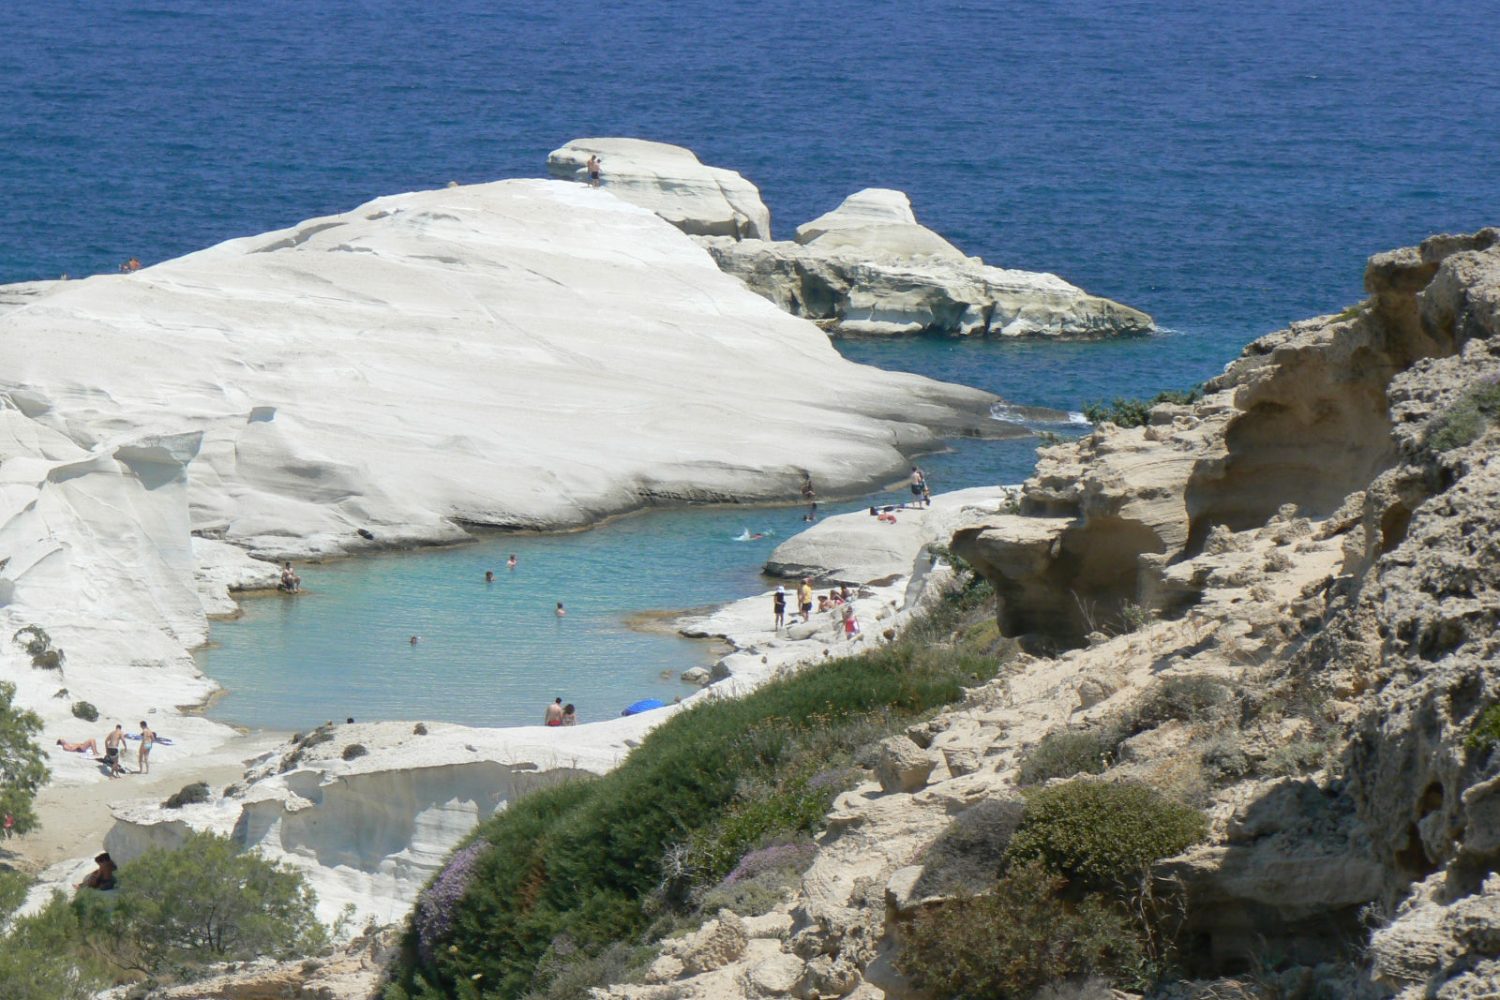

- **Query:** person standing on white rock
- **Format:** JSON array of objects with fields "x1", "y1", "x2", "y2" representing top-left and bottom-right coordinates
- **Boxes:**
[
  {"x1": 103, "y1": 725, "x2": 126, "y2": 777},
  {"x1": 137, "y1": 721, "x2": 157, "y2": 775},
  {"x1": 910, "y1": 466, "x2": 927, "y2": 505},
  {"x1": 586, "y1": 155, "x2": 602, "y2": 187},
  {"x1": 773, "y1": 586, "x2": 787, "y2": 630}
]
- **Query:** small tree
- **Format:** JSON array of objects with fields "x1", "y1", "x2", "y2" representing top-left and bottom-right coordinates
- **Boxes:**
[
  {"x1": 80, "y1": 830, "x2": 327, "y2": 973},
  {"x1": 0, "y1": 893, "x2": 110, "y2": 1000},
  {"x1": 0, "y1": 681, "x2": 49, "y2": 838}
]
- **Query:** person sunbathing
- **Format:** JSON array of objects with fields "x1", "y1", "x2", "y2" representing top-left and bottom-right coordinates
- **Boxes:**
[{"x1": 57, "y1": 737, "x2": 100, "y2": 754}]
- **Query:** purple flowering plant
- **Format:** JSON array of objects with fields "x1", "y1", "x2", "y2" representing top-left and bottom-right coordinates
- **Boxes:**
[{"x1": 415, "y1": 841, "x2": 488, "y2": 964}]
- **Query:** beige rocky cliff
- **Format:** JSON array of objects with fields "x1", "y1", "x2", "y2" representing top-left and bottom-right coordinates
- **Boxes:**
[
  {"x1": 701, "y1": 188, "x2": 1155, "y2": 339},
  {"x1": 599, "y1": 229, "x2": 1500, "y2": 999}
]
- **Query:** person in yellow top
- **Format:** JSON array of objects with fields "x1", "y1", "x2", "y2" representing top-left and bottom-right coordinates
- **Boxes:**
[{"x1": 798, "y1": 579, "x2": 814, "y2": 623}]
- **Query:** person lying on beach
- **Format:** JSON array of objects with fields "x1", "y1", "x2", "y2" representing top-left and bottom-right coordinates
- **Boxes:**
[{"x1": 57, "y1": 737, "x2": 100, "y2": 754}]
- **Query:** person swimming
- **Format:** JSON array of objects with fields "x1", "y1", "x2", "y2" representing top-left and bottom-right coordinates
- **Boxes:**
[
  {"x1": 734, "y1": 529, "x2": 768, "y2": 541},
  {"x1": 556, "y1": 601, "x2": 566, "y2": 617},
  {"x1": 485, "y1": 570, "x2": 494, "y2": 583},
  {"x1": 409, "y1": 635, "x2": 421, "y2": 645},
  {"x1": 508, "y1": 554, "x2": 518, "y2": 570}
]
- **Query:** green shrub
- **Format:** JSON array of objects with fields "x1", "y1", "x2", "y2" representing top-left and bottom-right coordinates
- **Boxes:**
[
  {"x1": 897, "y1": 860, "x2": 1142, "y2": 999},
  {"x1": 914, "y1": 797, "x2": 1027, "y2": 897},
  {"x1": 1427, "y1": 379, "x2": 1500, "y2": 452},
  {"x1": 1083, "y1": 387, "x2": 1204, "y2": 429},
  {"x1": 1263, "y1": 738, "x2": 1331, "y2": 777},
  {"x1": 1199, "y1": 734, "x2": 1253, "y2": 785},
  {"x1": 76, "y1": 829, "x2": 326, "y2": 973},
  {"x1": 695, "y1": 869, "x2": 798, "y2": 918},
  {"x1": 0, "y1": 680, "x2": 49, "y2": 839},
  {"x1": 12, "y1": 625, "x2": 65, "y2": 670},
  {"x1": 343, "y1": 743, "x2": 369, "y2": 760},
  {"x1": 1006, "y1": 780, "x2": 1207, "y2": 893},
  {"x1": 522, "y1": 938, "x2": 655, "y2": 1000},
  {"x1": 1019, "y1": 728, "x2": 1118, "y2": 786},
  {"x1": 70, "y1": 701, "x2": 98, "y2": 723},
  {"x1": 0, "y1": 866, "x2": 30, "y2": 918},
  {"x1": 1466, "y1": 704, "x2": 1500, "y2": 752},
  {"x1": 161, "y1": 781, "x2": 211, "y2": 809},
  {"x1": 396, "y1": 601, "x2": 1002, "y2": 999},
  {"x1": 1122, "y1": 675, "x2": 1230, "y2": 735},
  {"x1": 0, "y1": 893, "x2": 110, "y2": 1000}
]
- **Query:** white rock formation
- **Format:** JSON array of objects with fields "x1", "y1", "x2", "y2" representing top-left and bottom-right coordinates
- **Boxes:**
[
  {"x1": 547, "y1": 137, "x2": 771, "y2": 240},
  {"x1": 794, "y1": 188, "x2": 965, "y2": 260},
  {"x1": 764, "y1": 485, "x2": 1016, "y2": 583},
  {"x1": 0, "y1": 177, "x2": 1006, "y2": 766},
  {"x1": 703, "y1": 188, "x2": 1154, "y2": 339}
]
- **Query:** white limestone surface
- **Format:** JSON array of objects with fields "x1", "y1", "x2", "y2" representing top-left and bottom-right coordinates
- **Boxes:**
[
  {"x1": 703, "y1": 187, "x2": 1155, "y2": 338},
  {"x1": 0, "y1": 178, "x2": 1000, "y2": 758},
  {"x1": 794, "y1": 188, "x2": 966, "y2": 260},
  {"x1": 547, "y1": 137, "x2": 772, "y2": 240},
  {"x1": 763, "y1": 485, "x2": 1017, "y2": 583}
]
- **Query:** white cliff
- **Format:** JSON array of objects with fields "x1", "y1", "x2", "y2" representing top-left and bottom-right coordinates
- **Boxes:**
[{"x1": 547, "y1": 137, "x2": 772, "y2": 240}]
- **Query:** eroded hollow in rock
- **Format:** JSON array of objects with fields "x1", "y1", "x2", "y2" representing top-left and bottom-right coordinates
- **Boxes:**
[
  {"x1": 1184, "y1": 374, "x2": 1397, "y2": 555},
  {"x1": 981, "y1": 515, "x2": 1167, "y2": 649}
]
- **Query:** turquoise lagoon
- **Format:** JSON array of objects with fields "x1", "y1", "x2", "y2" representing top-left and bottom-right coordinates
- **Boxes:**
[{"x1": 195, "y1": 335, "x2": 1226, "y2": 731}]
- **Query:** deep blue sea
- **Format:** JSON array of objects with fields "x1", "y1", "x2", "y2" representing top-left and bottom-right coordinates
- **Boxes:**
[{"x1": 4, "y1": 1, "x2": 1498, "y2": 728}]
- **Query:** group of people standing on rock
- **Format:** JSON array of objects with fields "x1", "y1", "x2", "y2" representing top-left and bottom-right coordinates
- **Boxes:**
[
  {"x1": 56, "y1": 721, "x2": 158, "y2": 778},
  {"x1": 773, "y1": 579, "x2": 860, "y2": 638},
  {"x1": 543, "y1": 697, "x2": 578, "y2": 727}
]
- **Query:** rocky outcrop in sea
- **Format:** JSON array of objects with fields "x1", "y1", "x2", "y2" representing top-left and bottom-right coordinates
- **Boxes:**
[{"x1": 548, "y1": 138, "x2": 1154, "y2": 339}]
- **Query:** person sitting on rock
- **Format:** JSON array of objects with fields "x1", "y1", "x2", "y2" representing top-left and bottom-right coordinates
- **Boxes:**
[
  {"x1": 279, "y1": 562, "x2": 301, "y2": 592},
  {"x1": 817, "y1": 595, "x2": 831, "y2": 614},
  {"x1": 561, "y1": 704, "x2": 577, "y2": 726},
  {"x1": 77, "y1": 852, "x2": 118, "y2": 891}
]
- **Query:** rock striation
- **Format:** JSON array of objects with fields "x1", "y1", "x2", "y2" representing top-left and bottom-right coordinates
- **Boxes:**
[
  {"x1": 547, "y1": 137, "x2": 771, "y2": 240},
  {"x1": 701, "y1": 188, "x2": 1155, "y2": 339}
]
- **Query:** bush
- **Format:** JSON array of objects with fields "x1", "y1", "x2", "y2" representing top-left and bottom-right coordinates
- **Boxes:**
[
  {"x1": 1006, "y1": 780, "x2": 1207, "y2": 893},
  {"x1": 0, "y1": 680, "x2": 49, "y2": 838},
  {"x1": 161, "y1": 781, "x2": 211, "y2": 809},
  {"x1": 1465, "y1": 704, "x2": 1500, "y2": 753},
  {"x1": 1019, "y1": 728, "x2": 1118, "y2": 786},
  {"x1": 1427, "y1": 378, "x2": 1500, "y2": 452},
  {"x1": 343, "y1": 743, "x2": 369, "y2": 760},
  {"x1": 523, "y1": 939, "x2": 655, "y2": 1000},
  {"x1": 70, "y1": 701, "x2": 98, "y2": 723},
  {"x1": 0, "y1": 893, "x2": 110, "y2": 1000},
  {"x1": 914, "y1": 797, "x2": 1027, "y2": 897},
  {"x1": 1263, "y1": 738, "x2": 1331, "y2": 777},
  {"x1": 1083, "y1": 387, "x2": 1204, "y2": 429},
  {"x1": 696, "y1": 869, "x2": 797, "y2": 918},
  {"x1": 12, "y1": 625, "x2": 65, "y2": 670},
  {"x1": 76, "y1": 829, "x2": 326, "y2": 972},
  {"x1": 1122, "y1": 675, "x2": 1230, "y2": 735},
  {"x1": 0, "y1": 866, "x2": 30, "y2": 918},
  {"x1": 395, "y1": 600, "x2": 1002, "y2": 999},
  {"x1": 1199, "y1": 734, "x2": 1253, "y2": 785},
  {"x1": 897, "y1": 860, "x2": 1142, "y2": 999}
]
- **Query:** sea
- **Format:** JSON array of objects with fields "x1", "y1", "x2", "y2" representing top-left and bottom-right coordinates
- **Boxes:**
[{"x1": 3, "y1": 0, "x2": 1497, "y2": 729}]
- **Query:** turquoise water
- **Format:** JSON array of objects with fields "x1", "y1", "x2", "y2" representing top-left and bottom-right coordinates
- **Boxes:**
[{"x1": 198, "y1": 426, "x2": 1047, "y2": 731}]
